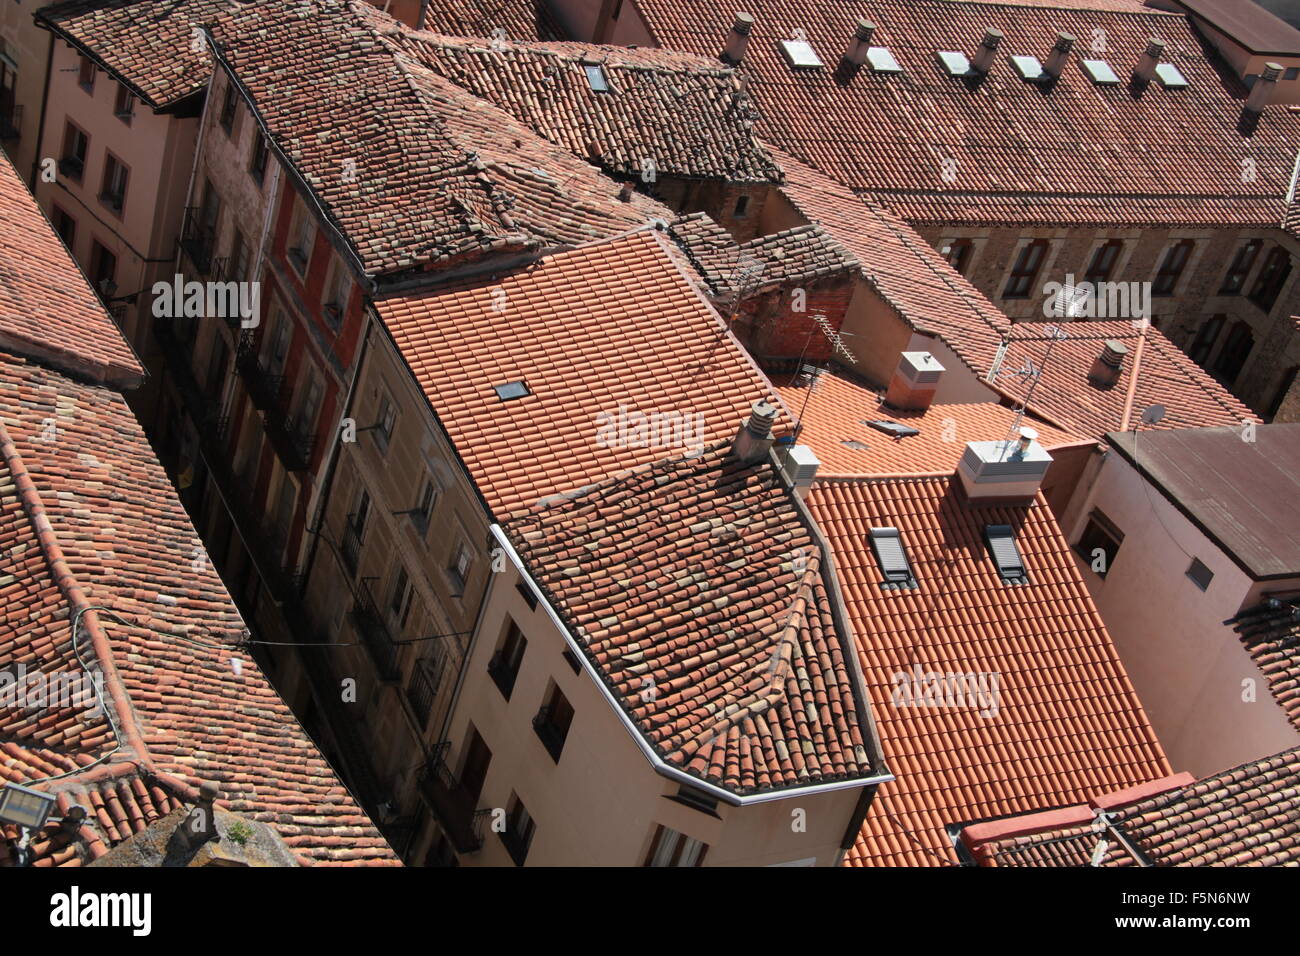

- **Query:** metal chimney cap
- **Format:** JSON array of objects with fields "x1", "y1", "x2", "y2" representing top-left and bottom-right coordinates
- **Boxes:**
[
  {"x1": 854, "y1": 19, "x2": 876, "y2": 40},
  {"x1": 732, "y1": 12, "x2": 755, "y2": 33},
  {"x1": 1054, "y1": 32, "x2": 1077, "y2": 51},
  {"x1": 981, "y1": 28, "x2": 1004, "y2": 48},
  {"x1": 1145, "y1": 38, "x2": 1165, "y2": 56},
  {"x1": 1018, "y1": 426, "x2": 1039, "y2": 442}
]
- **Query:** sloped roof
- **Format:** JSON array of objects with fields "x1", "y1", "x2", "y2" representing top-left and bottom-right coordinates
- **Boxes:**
[
  {"x1": 1230, "y1": 597, "x2": 1300, "y2": 730},
  {"x1": 418, "y1": 0, "x2": 566, "y2": 41},
  {"x1": 805, "y1": 476, "x2": 1170, "y2": 865},
  {"x1": 0, "y1": 152, "x2": 141, "y2": 386},
  {"x1": 632, "y1": 0, "x2": 1300, "y2": 227},
  {"x1": 210, "y1": 0, "x2": 667, "y2": 277},
  {"x1": 0, "y1": 353, "x2": 396, "y2": 865},
  {"x1": 376, "y1": 229, "x2": 789, "y2": 517},
  {"x1": 505, "y1": 444, "x2": 881, "y2": 796},
  {"x1": 964, "y1": 747, "x2": 1300, "y2": 865},
  {"x1": 390, "y1": 32, "x2": 782, "y2": 184},
  {"x1": 773, "y1": 368, "x2": 1092, "y2": 476},
  {"x1": 1176, "y1": 0, "x2": 1300, "y2": 55}
]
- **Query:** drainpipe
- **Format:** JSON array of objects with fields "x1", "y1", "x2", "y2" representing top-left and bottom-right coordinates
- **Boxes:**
[{"x1": 28, "y1": 31, "x2": 54, "y2": 190}]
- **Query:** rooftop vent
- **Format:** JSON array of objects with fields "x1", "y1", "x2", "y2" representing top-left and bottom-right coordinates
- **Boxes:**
[
  {"x1": 1155, "y1": 62, "x2": 1188, "y2": 89},
  {"x1": 869, "y1": 527, "x2": 918, "y2": 590},
  {"x1": 866, "y1": 46, "x2": 903, "y2": 74},
  {"x1": 779, "y1": 38, "x2": 824, "y2": 70},
  {"x1": 956, "y1": 426, "x2": 1053, "y2": 503},
  {"x1": 865, "y1": 419, "x2": 920, "y2": 439},
  {"x1": 778, "y1": 443, "x2": 820, "y2": 497},
  {"x1": 1132, "y1": 38, "x2": 1165, "y2": 85},
  {"x1": 1245, "y1": 62, "x2": 1283, "y2": 113},
  {"x1": 1087, "y1": 339, "x2": 1127, "y2": 390},
  {"x1": 1082, "y1": 59, "x2": 1120, "y2": 85},
  {"x1": 841, "y1": 439, "x2": 870, "y2": 450},
  {"x1": 723, "y1": 12, "x2": 755, "y2": 65},
  {"x1": 885, "y1": 351, "x2": 945, "y2": 411},
  {"x1": 1043, "y1": 32, "x2": 1075, "y2": 80},
  {"x1": 937, "y1": 50, "x2": 972, "y2": 77},
  {"x1": 1011, "y1": 55, "x2": 1044, "y2": 81},
  {"x1": 731, "y1": 398, "x2": 776, "y2": 462},
  {"x1": 970, "y1": 28, "x2": 1003, "y2": 75},
  {"x1": 843, "y1": 20, "x2": 876, "y2": 67},
  {"x1": 985, "y1": 524, "x2": 1029, "y2": 584},
  {"x1": 494, "y1": 380, "x2": 530, "y2": 401}
]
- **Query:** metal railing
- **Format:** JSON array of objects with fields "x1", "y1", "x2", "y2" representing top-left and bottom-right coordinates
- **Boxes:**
[
  {"x1": 418, "y1": 743, "x2": 489, "y2": 854},
  {"x1": 180, "y1": 205, "x2": 216, "y2": 274},
  {"x1": 351, "y1": 583, "x2": 401, "y2": 682}
]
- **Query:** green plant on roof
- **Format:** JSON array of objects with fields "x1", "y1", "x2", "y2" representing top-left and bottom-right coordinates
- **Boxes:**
[{"x1": 227, "y1": 819, "x2": 253, "y2": 847}]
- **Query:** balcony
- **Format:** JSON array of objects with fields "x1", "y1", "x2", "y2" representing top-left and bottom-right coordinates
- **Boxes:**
[
  {"x1": 180, "y1": 205, "x2": 216, "y2": 275},
  {"x1": 418, "y1": 743, "x2": 489, "y2": 855},
  {"x1": 406, "y1": 655, "x2": 443, "y2": 730},
  {"x1": 341, "y1": 514, "x2": 363, "y2": 576},
  {"x1": 350, "y1": 585, "x2": 402, "y2": 683},
  {"x1": 0, "y1": 104, "x2": 22, "y2": 141}
]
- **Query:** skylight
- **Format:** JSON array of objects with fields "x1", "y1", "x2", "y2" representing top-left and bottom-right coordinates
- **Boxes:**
[
  {"x1": 869, "y1": 527, "x2": 918, "y2": 589},
  {"x1": 936, "y1": 51, "x2": 971, "y2": 77},
  {"x1": 864, "y1": 420, "x2": 920, "y2": 439},
  {"x1": 583, "y1": 63, "x2": 610, "y2": 92},
  {"x1": 1011, "y1": 55, "x2": 1044, "y2": 81},
  {"x1": 842, "y1": 439, "x2": 870, "y2": 450},
  {"x1": 1155, "y1": 62, "x2": 1188, "y2": 89},
  {"x1": 1082, "y1": 59, "x2": 1120, "y2": 85},
  {"x1": 867, "y1": 47, "x2": 903, "y2": 74},
  {"x1": 985, "y1": 525, "x2": 1028, "y2": 584},
  {"x1": 494, "y1": 380, "x2": 530, "y2": 401},
  {"x1": 779, "y1": 39, "x2": 824, "y2": 70}
]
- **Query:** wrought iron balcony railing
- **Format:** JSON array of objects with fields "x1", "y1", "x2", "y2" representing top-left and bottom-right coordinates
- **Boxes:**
[
  {"x1": 418, "y1": 743, "x2": 489, "y2": 855},
  {"x1": 180, "y1": 205, "x2": 216, "y2": 274}
]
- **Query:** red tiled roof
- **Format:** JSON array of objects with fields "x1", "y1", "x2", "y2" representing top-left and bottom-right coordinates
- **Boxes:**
[
  {"x1": 212, "y1": 0, "x2": 668, "y2": 277},
  {"x1": 1231, "y1": 597, "x2": 1300, "y2": 731},
  {"x1": 965, "y1": 747, "x2": 1300, "y2": 866},
  {"x1": 0, "y1": 353, "x2": 397, "y2": 865},
  {"x1": 390, "y1": 32, "x2": 781, "y2": 184},
  {"x1": 804, "y1": 476, "x2": 1170, "y2": 865},
  {"x1": 0, "y1": 153, "x2": 141, "y2": 386},
  {"x1": 632, "y1": 0, "x2": 1300, "y2": 226},
  {"x1": 992, "y1": 322, "x2": 1258, "y2": 437},
  {"x1": 37, "y1": 0, "x2": 232, "y2": 109},
  {"x1": 1175, "y1": 0, "x2": 1300, "y2": 55},
  {"x1": 505, "y1": 444, "x2": 881, "y2": 796},
  {"x1": 377, "y1": 229, "x2": 790, "y2": 517},
  {"x1": 773, "y1": 369, "x2": 1091, "y2": 476},
  {"x1": 418, "y1": 0, "x2": 566, "y2": 41}
]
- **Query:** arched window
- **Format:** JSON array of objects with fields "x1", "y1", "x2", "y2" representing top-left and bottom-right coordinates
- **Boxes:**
[
  {"x1": 1188, "y1": 314, "x2": 1225, "y2": 368},
  {"x1": 1213, "y1": 321, "x2": 1255, "y2": 386}
]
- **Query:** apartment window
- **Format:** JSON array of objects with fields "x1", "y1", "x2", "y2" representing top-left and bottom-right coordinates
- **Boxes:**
[
  {"x1": 1288, "y1": 67, "x2": 1300, "y2": 82},
  {"x1": 1248, "y1": 246, "x2": 1292, "y2": 313},
  {"x1": 0, "y1": 55, "x2": 17, "y2": 138},
  {"x1": 89, "y1": 240, "x2": 117, "y2": 297},
  {"x1": 388, "y1": 565, "x2": 411, "y2": 623},
  {"x1": 100, "y1": 152, "x2": 128, "y2": 214},
  {"x1": 295, "y1": 370, "x2": 323, "y2": 437},
  {"x1": 60, "y1": 122, "x2": 88, "y2": 181},
  {"x1": 488, "y1": 620, "x2": 527, "y2": 699},
  {"x1": 1186, "y1": 558, "x2": 1213, "y2": 592},
  {"x1": 733, "y1": 194, "x2": 750, "y2": 217},
  {"x1": 374, "y1": 392, "x2": 396, "y2": 451},
  {"x1": 228, "y1": 229, "x2": 249, "y2": 283},
  {"x1": 1084, "y1": 240, "x2": 1123, "y2": 285},
  {"x1": 51, "y1": 206, "x2": 76, "y2": 249},
  {"x1": 532, "y1": 682, "x2": 574, "y2": 762},
  {"x1": 219, "y1": 83, "x2": 238, "y2": 133},
  {"x1": 459, "y1": 726, "x2": 491, "y2": 806},
  {"x1": 669, "y1": 785, "x2": 720, "y2": 816},
  {"x1": 412, "y1": 476, "x2": 437, "y2": 532},
  {"x1": 324, "y1": 260, "x2": 351, "y2": 329},
  {"x1": 1188, "y1": 314, "x2": 1225, "y2": 368},
  {"x1": 500, "y1": 794, "x2": 535, "y2": 866},
  {"x1": 271, "y1": 479, "x2": 295, "y2": 556},
  {"x1": 342, "y1": 489, "x2": 370, "y2": 574},
  {"x1": 942, "y1": 238, "x2": 973, "y2": 276},
  {"x1": 448, "y1": 540, "x2": 472, "y2": 593},
  {"x1": 249, "y1": 129, "x2": 269, "y2": 185},
  {"x1": 1213, "y1": 321, "x2": 1254, "y2": 385},
  {"x1": 1002, "y1": 239, "x2": 1049, "y2": 298},
  {"x1": 1267, "y1": 366, "x2": 1300, "y2": 419},
  {"x1": 264, "y1": 315, "x2": 291, "y2": 376},
  {"x1": 288, "y1": 202, "x2": 315, "y2": 275},
  {"x1": 1152, "y1": 239, "x2": 1194, "y2": 296},
  {"x1": 644, "y1": 825, "x2": 708, "y2": 867},
  {"x1": 205, "y1": 334, "x2": 230, "y2": 398},
  {"x1": 113, "y1": 83, "x2": 134, "y2": 122},
  {"x1": 1219, "y1": 239, "x2": 1261, "y2": 295},
  {"x1": 1075, "y1": 510, "x2": 1124, "y2": 579},
  {"x1": 77, "y1": 56, "x2": 95, "y2": 92}
]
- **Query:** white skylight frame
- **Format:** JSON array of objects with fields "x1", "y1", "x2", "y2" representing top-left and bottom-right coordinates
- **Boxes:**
[
  {"x1": 1082, "y1": 59, "x2": 1120, "y2": 85},
  {"x1": 937, "y1": 50, "x2": 972, "y2": 77},
  {"x1": 779, "y1": 39, "x2": 824, "y2": 70},
  {"x1": 1011, "y1": 55, "x2": 1044, "y2": 81},
  {"x1": 1155, "y1": 62, "x2": 1189, "y2": 89},
  {"x1": 867, "y1": 46, "x2": 903, "y2": 74}
]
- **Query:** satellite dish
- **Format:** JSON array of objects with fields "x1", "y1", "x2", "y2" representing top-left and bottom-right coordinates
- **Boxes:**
[{"x1": 1140, "y1": 404, "x2": 1166, "y2": 425}]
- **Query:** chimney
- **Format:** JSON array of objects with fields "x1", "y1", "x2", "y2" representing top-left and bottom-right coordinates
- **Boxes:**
[
  {"x1": 618, "y1": 182, "x2": 634, "y2": 202},
  {"x1": 59, "y1": 805, "x2": 87, "y2": 837},
  {"x1": 179, "y1": 782, "x2": 221, "y2": 849},
  {"x1": 1132, "y1": 38, "x2": 1164, "y2": 84},
  {"x1": 885, "y1": 351, "x2": 946, "y2": 411},
  {"x1": 970, "y1": 28, "x2": 1003, "y2": 75},
  {"x1": 956, "y1": 426, "x2": 1054, "y2": 502},
  {"x1": 1245, "y1": 62, "x2": 1283, "y2": 113},
  {"x1": 1042, "y1": 32, "x2": 1075, "y2": 79},
  {"x1": 722, "y1": 12, "x2": 755, "y2": 65},
  {"x1": 1087, "y1": 339, "x2": 1128, "y2": 390},
  {"x1": 843, "y1": 19, "x2": 876, "y2": 67},
  {"x1": 731, "y1": 399, "x2": 776, "y2": 462},
  {"x1": 777, "y1": 444, "x2": 821, "y2": 499}
]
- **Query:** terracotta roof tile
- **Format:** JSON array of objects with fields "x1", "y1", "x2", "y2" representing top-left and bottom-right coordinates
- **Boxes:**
[
  {"x1": 0, "y1": 153, "x2": 141, "y2": 386},
  {"x1": 377, "y1": 230, "x2": 790, "y2": 517},
  {"x1": 505, "y1": 444, "x2": 880, "y2": 796},
  {"x1": 0, "y1": 353, "x2": 396, "y2": 865},
  {"x1": 805, "y1": 476, "x2": 1170, "y2": 865},
  {"x1": 417, "y1": 0, "x2": 566, "y2": 41},
  {"x1": 634, "y1": 0, "x2": 1300, "y2": 226},
  {"x1": 1231, "y1": 598, "x2": 1300, "y2": 731}
]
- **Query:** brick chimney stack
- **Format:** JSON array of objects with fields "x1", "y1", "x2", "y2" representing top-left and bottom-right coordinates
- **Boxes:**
[
  {"x1": 1043, "y1": 32, "x2": 1075, "y2": 79},
  {"x1": 722, "y1": 13, "x2": 755, "y2": 65},
  {"x1": 1087, "y1": 339, "x2": 1128, "y2": 390},
  {"x1": 1245, "y1": 62, "x2": 1284, "y2": 114},
  {"x1": 731, "y1": 399, "x2": 777, "y2": 462},
  {"x1": 970, "y1": 29, "x2": 1003, "y2": 75},
  {"x1": 1132, "y1": 38, "x2": 1165, "y2": 84},
  {"x1": 885, "y1": 352, "x2": 945, "y2": 411},
  {"x1": 843, "y1": 20, "x2": 876, "y2": 67}
]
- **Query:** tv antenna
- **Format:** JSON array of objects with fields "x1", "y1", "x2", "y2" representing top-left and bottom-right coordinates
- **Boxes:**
[{"x1": 1002, "y1": 324, "x2": 1068, "y2": 445}]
